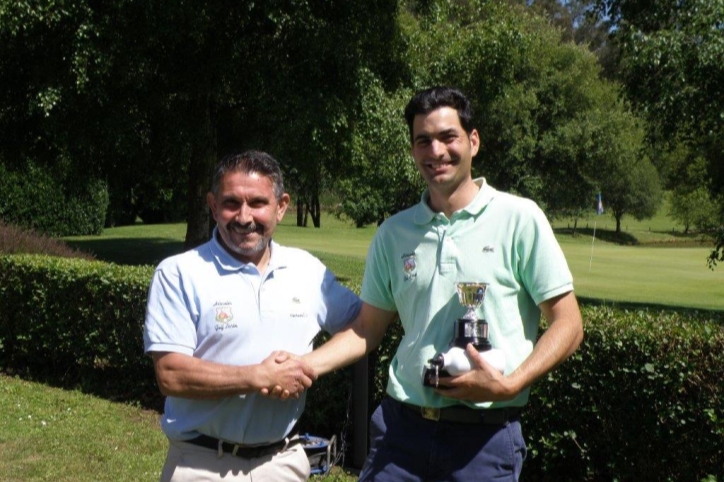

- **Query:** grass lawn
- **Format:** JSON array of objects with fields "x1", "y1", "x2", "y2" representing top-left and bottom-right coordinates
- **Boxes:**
[
  {"x1": 0, "y1": 374, "x2": 166, "y2": 482},
  {"x1": 64, "y1": 209, "x2": 724, "y2": 311},
  {"x1": 0, "y1": 375, "x2": 358, "y2": 482}
]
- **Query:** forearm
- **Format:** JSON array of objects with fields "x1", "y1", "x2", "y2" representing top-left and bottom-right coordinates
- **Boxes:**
[
  {"x1": 504, "y1": 292, "x2": 584, "y2": 396},
  {"x1": 152, "y1": 351, "x2": 309, "y2": 400},
  {"x1": 304, "y1": 328, "x2": 372, "y2": 377},
  {"x1": 304, "y1": 303, "x2": 396, "y2": 377}
]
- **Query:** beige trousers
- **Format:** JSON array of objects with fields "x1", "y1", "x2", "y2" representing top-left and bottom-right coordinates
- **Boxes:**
[{"x1": 159, "y1": 438, "x2": 311, "y2": 482}]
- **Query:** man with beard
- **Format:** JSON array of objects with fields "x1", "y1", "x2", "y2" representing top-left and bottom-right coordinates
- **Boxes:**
[{"x1": 143, "y1": 150, "x2": 361, "y2": 482}]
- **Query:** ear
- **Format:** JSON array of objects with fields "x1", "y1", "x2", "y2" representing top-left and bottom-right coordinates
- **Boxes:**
[
  {"x1": 206, "y1": 192, "x2": 218, "y2": 223},
  {"x1": 276, "y1": 193, "x2": 291, "y2": 222},
  {"x1": 469, "y1": 129, "x2": 480, "y2": 157}
]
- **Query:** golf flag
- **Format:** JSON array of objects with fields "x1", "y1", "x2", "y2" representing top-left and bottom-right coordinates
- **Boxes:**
[{"x1": 596, "y1": 193, "x2": 604, "y2": 215}]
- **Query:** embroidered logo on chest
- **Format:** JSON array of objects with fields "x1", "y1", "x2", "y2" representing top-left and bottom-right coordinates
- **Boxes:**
[
  {"x1": 213, "y1": 301, "x2": 238, "y2": 331},
  {"x1": 402, "y1": 253, "x2": 417, "y2": 281},
  {"x1": 215, "y1": 307, "x2": 234, "y2": 323}
]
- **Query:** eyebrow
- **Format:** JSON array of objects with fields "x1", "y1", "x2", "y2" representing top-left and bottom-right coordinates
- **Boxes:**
[{"x1": 413, "y1": 128, "x2": 459, "y2": 143}]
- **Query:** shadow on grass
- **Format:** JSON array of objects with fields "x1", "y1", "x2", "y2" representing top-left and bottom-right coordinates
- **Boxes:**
[
  {"x1": 555, "y1": 227, "x2": 713, "y2": 247},
  {"x1": 555, "y1": 227, "x2": 638, "y2": 245},
  {"x1": 64, "y1": 237, "x2": 185, "y2": 266},
  {"x1": 577, "y1": 296, "x2": 724, "y2": 319}
]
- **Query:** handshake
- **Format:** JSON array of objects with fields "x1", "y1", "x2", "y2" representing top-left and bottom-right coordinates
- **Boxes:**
[{"x1": 258, "y1": 351, "x2": 317, "y2": 400}]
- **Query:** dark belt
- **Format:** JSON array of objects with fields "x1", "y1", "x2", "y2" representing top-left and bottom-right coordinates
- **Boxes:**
[
  {"x1": 396, "y1": 399, "x2": 521, "y2": 425},
  {"x1": 185, "y1": 434, "x2": 301, "y2": 459}
]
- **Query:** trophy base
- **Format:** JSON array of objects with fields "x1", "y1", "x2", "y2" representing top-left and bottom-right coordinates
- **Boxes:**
[
  {"x1": 453, "y1": 319, "x2": 491, "y2": 351},
  {"x1": 422, "y1": 367, "x2": 451, "y2": 388},
  {"x1": 452, "y1": 337, "x2": 491, "y2": 351}
]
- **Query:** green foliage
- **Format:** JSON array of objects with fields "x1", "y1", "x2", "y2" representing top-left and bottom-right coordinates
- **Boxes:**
[
  {"x1": 666, "y1": 151, "x2": 720, "y2": 234},
  {"x1": 523, "y1": 305, "x2": 724, "y2": 481},
  {"x1": 592, "y1": 0, "x2": 724, "y2": 258},
  {"x1": 400, "y1": 1, "x2": 658, "y2": 227},
  {"x1": 0, "y1": 255, "x2": 156, "y2": 404},
  {"x1": 335, "y1": 71, "x2": 422, "y2": 226},
  {"x1": 670, "y1": 189, "x2": 719, "y2": 235},
  {"x1": 0, "y1": 161, "x2": 108, "y2": 236},
  {"x1": 709, "y1": 227, "x2": 724, "y2": 270}
]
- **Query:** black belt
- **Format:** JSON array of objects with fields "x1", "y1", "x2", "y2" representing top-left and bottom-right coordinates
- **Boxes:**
[
  {"x1": 396, "y1": 399, "x2": 521, "y2": 425},
  {"x1": 185, "y1": 434, "x2": 301, "y2": 459}
]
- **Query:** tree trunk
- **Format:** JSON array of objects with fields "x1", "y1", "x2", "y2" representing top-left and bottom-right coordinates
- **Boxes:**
[
  {"x1": 309, "y1": 191, "x2": 321, "y2": 228},
  {"x1": 297, "y1": 200, "x2": 305, "y2": 227},
  {"x1": 184, "y1": 96, "x2": 217, "y2": 250}
]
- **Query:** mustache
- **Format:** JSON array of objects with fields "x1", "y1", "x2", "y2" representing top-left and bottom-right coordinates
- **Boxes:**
[{"x1": 227, "y1": 221, "x2": 264, "y2": 236}]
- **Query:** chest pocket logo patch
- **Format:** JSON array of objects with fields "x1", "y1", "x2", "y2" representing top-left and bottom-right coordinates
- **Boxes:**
[
  {"x1": 402, "y1": 253, "x2": 417, "y2": 281},
  {"x1": 215, "y1": 307, "x2": 234, "y2": 323}
]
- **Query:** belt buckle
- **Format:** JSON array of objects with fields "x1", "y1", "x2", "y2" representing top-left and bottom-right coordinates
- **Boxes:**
[{"x1": 420, "y1": 407, "x2": 440, "y2": 421}]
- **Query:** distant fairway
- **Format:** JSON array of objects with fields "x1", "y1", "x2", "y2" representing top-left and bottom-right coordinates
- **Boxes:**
[
  {"x1": 561, "y1": 240, "x2": 722, "y2": 311},
  {"x1": 64, "y1": 209, "x2": 724, "y2": 311}
]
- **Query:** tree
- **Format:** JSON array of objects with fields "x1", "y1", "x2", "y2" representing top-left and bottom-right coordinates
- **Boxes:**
[
  {"x1": 592, "y1": 0, "x2": 724, "y2": 261},
  {"x1": 0, "y1": 0, "x2": 406, "y2": 242},
  {"x1": 666, "y1": 151, "x2": 719, "y2": 234},
  {"x1": 335, "y1": 72, "x2": 421, "y2": 226}
]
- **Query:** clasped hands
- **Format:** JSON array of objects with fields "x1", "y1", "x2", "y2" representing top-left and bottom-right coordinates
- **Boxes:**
[{"x1": 259, "y1": 351, "x2": 316, "y2": 400}]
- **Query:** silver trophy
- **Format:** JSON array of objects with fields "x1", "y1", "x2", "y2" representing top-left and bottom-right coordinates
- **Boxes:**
[
  {"x1": 423, "y1": 282, "x2": 492, "y2": 387},
  {"x1": 451, "y1": 283, "x2": 491, "y2": 351}
]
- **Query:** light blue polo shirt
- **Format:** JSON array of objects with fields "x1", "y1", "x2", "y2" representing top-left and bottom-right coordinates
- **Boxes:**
[
  {"x1": 361, "y1": 178, "x2": 573, "y2": 409},
  {"x1": 144, "y1": 230, "x2": 361, "y2": 445}
]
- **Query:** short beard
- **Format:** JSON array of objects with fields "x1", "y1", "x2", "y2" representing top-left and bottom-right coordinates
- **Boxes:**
[{"x1": 223, "y1": 221, "x2": 268, "y2": 259}]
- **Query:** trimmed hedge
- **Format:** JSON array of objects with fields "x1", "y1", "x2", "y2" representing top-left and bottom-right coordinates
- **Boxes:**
[
  {"x1": 523, "y1": 306, "x2": 724, "y2": 481},
  {"x1": 0, "y1": 255, "x2": 156, "y2": 403},
  {"x1": 0, "y1": 254, "x2": 722, "y2": 480}
]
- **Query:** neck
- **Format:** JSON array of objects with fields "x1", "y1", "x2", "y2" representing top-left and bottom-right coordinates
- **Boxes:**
[{"x1": 427, "y1": 178, "x2": 479, "y2": 218}]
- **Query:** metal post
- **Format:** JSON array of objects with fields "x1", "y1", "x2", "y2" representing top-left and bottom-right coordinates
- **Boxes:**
[{"x1": 352, "y1": 355, "x2": 369, "y2": 468}]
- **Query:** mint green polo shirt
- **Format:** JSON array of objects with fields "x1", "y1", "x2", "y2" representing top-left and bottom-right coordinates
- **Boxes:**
[{"x1": 361, "y1": 178, "x2": 573, "y2": 409}]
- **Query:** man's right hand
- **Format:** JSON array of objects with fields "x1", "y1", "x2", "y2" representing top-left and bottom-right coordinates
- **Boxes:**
[{"x1": 258, "y1": 351, "x2": 316, "y2": 399}]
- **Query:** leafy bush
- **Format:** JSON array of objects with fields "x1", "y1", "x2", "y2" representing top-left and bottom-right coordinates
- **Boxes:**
[
  {"x1": 0, "y1": 162, "x2": 109, "y2": 236},
  {"x1": 522, "y1": 306, "x2": 724, "y2": 482},
  {"x1": 0, "y1": 255, "x2": 157, "y2": 404}
]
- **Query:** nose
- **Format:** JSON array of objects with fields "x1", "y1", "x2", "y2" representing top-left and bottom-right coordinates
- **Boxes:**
[
  {"x1": 235, "y1": 204, "x2": 253, "y2": 223},
  {"x1": 429, "y1": 139, "x2": 446, "y2": 159}
]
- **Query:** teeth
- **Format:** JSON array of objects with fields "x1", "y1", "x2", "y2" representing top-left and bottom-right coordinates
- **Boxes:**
[{"x1": 230, "y1": 225, "x2": 255, "y2": 235}]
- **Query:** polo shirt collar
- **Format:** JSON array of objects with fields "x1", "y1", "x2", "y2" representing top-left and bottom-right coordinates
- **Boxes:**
[
  {"x1": 209, "y1": 227, "x2": 286, "y2": 272},
  {"x1": 412, "y1": 177, "x2": 496, "y2": 225}
]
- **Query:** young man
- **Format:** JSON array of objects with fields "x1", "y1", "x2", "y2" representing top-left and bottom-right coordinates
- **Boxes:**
[
  {"x1": 303, "y1": 86, "x2": 584, "y2": 481},
  {"x1": 143, "y1": 150, "x2": 361, "y2": 482}
]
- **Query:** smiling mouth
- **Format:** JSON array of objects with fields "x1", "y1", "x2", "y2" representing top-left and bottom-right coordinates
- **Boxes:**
[
  {"x1": 228, "y1": 222, "x2": 262, "y2": 236},
  {"x1": 428, "y1": 162, "x2": 450, "y2": 168},
  {"x1": 426, "y1": 159, "x2": 457, "y2": 170}
]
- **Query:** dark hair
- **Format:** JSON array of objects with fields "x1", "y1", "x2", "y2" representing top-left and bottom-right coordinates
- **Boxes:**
[
  {"x1": 403, "y1": 86, "x2": 475, "y2": 141},
  {"x1": 211, "y1": 150, "x2": 285, "y2": 201}
]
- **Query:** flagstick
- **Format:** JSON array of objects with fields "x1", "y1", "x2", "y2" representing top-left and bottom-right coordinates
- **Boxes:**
[{"x1": 589, "y1": 220, "x2": 597, "y2": 272}]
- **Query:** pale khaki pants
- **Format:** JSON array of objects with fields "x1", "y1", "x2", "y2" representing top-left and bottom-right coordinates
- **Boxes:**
[{"x1": 159, "y1": 438, "x2": 311, "y2": 482}]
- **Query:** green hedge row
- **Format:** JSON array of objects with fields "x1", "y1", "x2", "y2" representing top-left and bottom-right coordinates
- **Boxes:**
[
  {"x1": 1, "y1": 254, "x2": 722, "y2": 481},
  {"x1": 0, "y1": 255, "x2": 155, "y2": 402}
]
